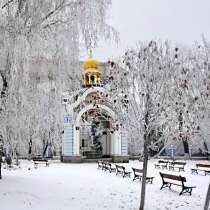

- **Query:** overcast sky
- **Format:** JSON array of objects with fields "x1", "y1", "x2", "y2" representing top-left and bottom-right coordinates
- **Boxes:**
[{"x1": 91, "y1": 0, "x2": 210, "y2": 61}]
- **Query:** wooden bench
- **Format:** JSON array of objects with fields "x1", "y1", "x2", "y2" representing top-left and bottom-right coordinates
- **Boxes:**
[
  {"x1": 191, "y1": 164, "x2": 210, "y2": 176},
  {"x1": 33, "y1": 158, "x2": 49, "y2": 168},
  {"x1": 169, "y1": 162, "x2": 186, "y2": 172},
  {"x1": 101, "y1": 162, "x2": 109, "y2": 171},
  {"x1": 115, "y1": 164, "x2": 131, "y2": 178},
  {"x1": 101, "y1": 162, "x2": 111, "y2": 171},
  {"x1": 155, "y1": 160, "x2": 168, "y2": 169},
  {"x1": 132, "y1": 168, "x2": 154, "y2": 184},
  {"x1": 159, "y1": 172, "x2": 196, "y2": 196},
  {"x1": 97, "y1": 160, "x2": 104, "y2": 169},
  {"x1": 97, "y1": 161, "x2": 116, "y2": 173},
  {"x1": 106, "y1": 163, "x2": 116, "y2": 173}
]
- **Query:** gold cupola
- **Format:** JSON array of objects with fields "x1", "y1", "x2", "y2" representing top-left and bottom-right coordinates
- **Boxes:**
[{"x1": 82, "y1": 51, "x2": 102, "y2": 87}]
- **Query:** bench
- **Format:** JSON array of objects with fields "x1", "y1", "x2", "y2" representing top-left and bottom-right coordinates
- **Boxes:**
[
  {"x1": 159, "y1": 172, "x2": 196, "y2": 196},
  {"x1": 102, "y1": 162, "x2": 110, "y2": 171},
  {"x1": 132, "y1": 168, "x2": 154, "y2": 184},
  {"x1": 105, "y1": 163, "x2": 116, "y2": 173},
  {"x1": 33, "y1": 158, "x2": 49, "y2": 168},
  {"x1": 155, "y1": 160, "x2": 169, "y2": 169},
  {"x1": 102, "y1": 162, "x2": 116, "y2": 173},
  {"x1": 169, "y1": 162, "x2": 186, "y2": 172},
  {"x1": 191, "y1": 164, "x2": 210, "y2": 176},
  {"x1": 115, "y1": 164, "x2": 131, "y2": 178},
  {"x1": 97, "y1": 160, "x2": 104, "y2": 169}
]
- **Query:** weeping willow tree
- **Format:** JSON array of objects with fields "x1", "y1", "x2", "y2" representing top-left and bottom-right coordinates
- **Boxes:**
[{"x1": 0, "y1": 0, "x2": 118, "y2": 157}]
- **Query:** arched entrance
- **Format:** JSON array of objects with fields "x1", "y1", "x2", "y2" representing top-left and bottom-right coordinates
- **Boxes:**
[{"x1": 74, "y1": 104, "x2": 122, "y2": 159}]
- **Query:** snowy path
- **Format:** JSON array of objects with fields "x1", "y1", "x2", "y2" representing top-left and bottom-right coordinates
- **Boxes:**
[{"x1": 0, "y1": 160, "x2": 209, "y2": 210}]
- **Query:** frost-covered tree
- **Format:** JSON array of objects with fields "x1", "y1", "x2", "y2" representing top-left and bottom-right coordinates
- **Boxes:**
[
  {"x1": 109, "y1": 41, "x2": 176, "y2": 210},
  {"x1": 167, "y1": 41, "x2": 210, "y2": 157},
  {"x1": 109, "y1": 39, "x2": 210, "y2": 210},
  {"x1": 0, "y1": 0, "x2": 117, "y2": 157}
]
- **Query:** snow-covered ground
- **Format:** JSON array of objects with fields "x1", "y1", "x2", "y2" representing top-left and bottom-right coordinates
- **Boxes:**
[{"x1": 0, "y1": 159, "x2": 209, "y2": 210}]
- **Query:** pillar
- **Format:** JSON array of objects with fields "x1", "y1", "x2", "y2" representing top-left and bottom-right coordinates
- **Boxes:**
[
  {"x1": 73, "y1": 126, "x2": 80, "y2": 155},
  {"x1": 88, "y1": 74, "x2": 91, "y2": 85}
]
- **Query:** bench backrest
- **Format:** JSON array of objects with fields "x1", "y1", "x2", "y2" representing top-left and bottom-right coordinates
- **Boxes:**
[
  {"x1": 160, "y1": 172, "x2": 186, "y2": 182},
  {"x1": 196, "y1": 163, "x2": 210, "y2": 168},
  {"x1": 104, "y1": 162, "x2": 112, "y2": 167},
  {"x1": 115, "y1": 165, "x2": 125, "y2": 171},
  {"x1": 108, "y1": 163, "x2": 114, "y2": 167},
  {"x1": 102, "y1": 162, "x2": 108, "y2": 166},
  {"x1": 158, "y1": 160, "x2": 168, "y2": 164},
  {"x1": 172, "y1": 162, "x2": 186, "y2": 166},
  {"x1": 132, "y1": 168, "x2": 143, "y2": 174},
  {"x1": 33, "y1": 158, "x2": 47, "y2": 162}
]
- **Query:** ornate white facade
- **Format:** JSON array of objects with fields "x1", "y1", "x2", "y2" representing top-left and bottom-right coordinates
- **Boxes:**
[{"x1": 61, "y1": 58, "x2": 129, "y2": 163}]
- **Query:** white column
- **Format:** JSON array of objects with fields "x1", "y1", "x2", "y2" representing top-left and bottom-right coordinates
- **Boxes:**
[
  {"x1": 116, "y1": 130, "x2": 122, "y2": 155},
  {"x1": 73, "y1": 126, "x2": 80, "y2": 155},
  {"x1": 111, "y1": 130, "x2": 122, "y2": 155},
  {"x1": 121, "y1": 128, "x2": 128, "y2": 155},
  {"x1": 88, "y1": 74, "x2": 91, "y2": 85},
  {"x1": 62, "y1": 114, "x2": 74, "y2": 156},
  {"x1": 110, "y1": 132, "x2": 115, "y2": 155}
]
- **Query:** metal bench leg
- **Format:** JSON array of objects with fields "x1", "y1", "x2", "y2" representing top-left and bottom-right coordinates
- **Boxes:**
[
  {"x1": 160, "y1": 183, "x2": 166, "y2": 190},
  {"x1": 179, "y1": 188, "x2": 184, "y2": 196},
  {"x1": 189, "y1": 188, "x2": 193, "y2": 196}
]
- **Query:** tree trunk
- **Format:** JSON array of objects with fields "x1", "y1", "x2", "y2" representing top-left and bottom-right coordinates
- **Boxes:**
[
  {"x1": 28, "y1": 138, "x2": 32, "y2": 159},
  {"x1": 0, "y1": 53, "x2": 11, "y2": 99},
  {"x1": 139, "y1": 135, "x2": 149, "y2": 210},
  {"x1": 43, "y1": 141, "x2": 48, "y2": 157},
  {"x1": 140, "y1": 105, "x2": 149, "y2": 210},
  {"x1": 178, "y1": 112, "x2": 189, "y2": 158},
  {"x1": 183, "y1": 138, "x2": 189, "y2": 159},
  {"x1": 204, "y1": 183, "x2": 210, "y2": 210},
  {"x1": 183, "y1": 140, "x2": 189, "y2": 153},
  {"x1": 0, "y1": 160, "x2": 2, "y2": 179}
]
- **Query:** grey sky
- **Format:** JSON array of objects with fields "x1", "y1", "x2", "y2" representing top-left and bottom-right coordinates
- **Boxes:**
[{"x1": 92, "y1": 0, "x2": 210, "y2": 61}]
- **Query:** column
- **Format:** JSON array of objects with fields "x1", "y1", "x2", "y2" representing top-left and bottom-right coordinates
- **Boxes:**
[
  {"x1": 73, "y1": 126, "x2": 80, "y2": 155},
  {"x1": 111, "y1": 130, "x2": 121, "y2": 155},
  {"x1": 88, "y1": 74, "x2": 91, "y2": 85}
]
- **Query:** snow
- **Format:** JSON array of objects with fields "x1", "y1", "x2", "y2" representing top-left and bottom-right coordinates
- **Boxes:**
[{"x1": 0, "y1": 159, "x2": 209, "y2": 210}]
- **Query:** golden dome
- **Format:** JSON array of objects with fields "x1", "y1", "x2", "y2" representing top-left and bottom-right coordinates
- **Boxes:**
[
  {"x1": 83, "y1": 58, "x2": 100, "y2": 70},
  {"x1": 82, "y1": 52, "x2": 103, "y2": 87}
]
